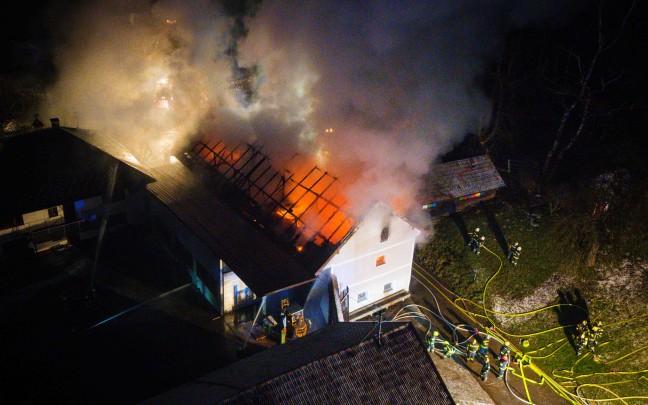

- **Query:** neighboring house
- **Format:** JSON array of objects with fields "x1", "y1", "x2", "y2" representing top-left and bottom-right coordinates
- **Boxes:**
[
  {"x1": 145, "y1": 135, "x2": 422, "y2": 335},
  {"x1": 0, "y1": 125, "x2": 154, "y2": 257},
  {"x1": 141, "y1": 321, "x2": 455, "y2": 405}
]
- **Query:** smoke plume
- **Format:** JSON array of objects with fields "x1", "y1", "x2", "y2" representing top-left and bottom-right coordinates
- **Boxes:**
[{"x1": 39, "y1": 0, "x2": 583, "y2": 227}]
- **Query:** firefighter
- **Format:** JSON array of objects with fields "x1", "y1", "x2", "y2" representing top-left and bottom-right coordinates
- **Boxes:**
[
  {"x1": 576, "y1": 331, "x2": 589, "y2": 356},
  {"x1": 442, "y1": 340, "x2": 455, "y2": 360},
  {"x1": 468, "y1": 228, "x2": 480, "y2": 250},
  {"x1": 467, "y1": 338, "x2": 479, "y2": 362},
  {"x1": 575, "y1": 319, "x2": 589, "y2": 336},
  {"x1": 498, "y1": 341, "x2": 511, "y2": 360},
  {"x1": 497, "y1": 354, "x2": 510, "y2": 379},
  {"x1": 480, "y1": 357, "x2": 490, "y2": 381},
  {"x1": 588, "y1": 321, "x2": 603, "y2": 351},
  {"x1": 507, "y1": 242, "x2": 519, "y2": 261},
  {"x1": 479, "y1": 335, "x2": 490, "y2": 357},
  {"x1": 475, "y1": 236, "x2": 486, "y2": 255},
  {"x1": 427, "y1": 330, "x2": 440, "y2": 353},
  {"x1": 511, "y1": 246, "x2": 522, "y2": 266}
]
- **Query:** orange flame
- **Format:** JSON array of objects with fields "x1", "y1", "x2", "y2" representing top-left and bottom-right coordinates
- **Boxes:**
[{"x1": 193, "y1": 136, "x2": 355, "y2": 247}]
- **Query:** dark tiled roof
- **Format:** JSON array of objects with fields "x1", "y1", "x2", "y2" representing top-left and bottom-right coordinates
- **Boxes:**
[
  {"x1": 146, "y1": 163, "x2": 316, "y2": 296},
  {"x1": 427, "y1": 155, "x2": 505, "y2": 200},
  {"x1": 0, "y1": 127, "x2": 153, "y2": 216},
  {"x1": 142, "y1": 322, "x2": 455, "y2": 405}
]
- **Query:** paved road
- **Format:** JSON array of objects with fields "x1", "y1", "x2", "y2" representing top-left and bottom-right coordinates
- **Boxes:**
[{"x1": 409, "y1": 261, "x2": 571, "y2": 405}]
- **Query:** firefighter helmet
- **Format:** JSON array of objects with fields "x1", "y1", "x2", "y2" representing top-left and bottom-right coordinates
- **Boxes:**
[
  {"x1": 433, "y1": 330, "x2": 439, "y2": 336},
  {"x1": 517, "y1": 246, "x2": 522, "y2": 251},
  {"x1": 480, "y1": 236, "x2": 485, "y2": 241},
  {"x1": 501, "y1": 355, "x2": 509, "y2": 362},
  {"x1": 475, "y1": 228, "x2": 480, "y2": 232},
  {"x1": 504, "y1": 341, "x2": 510, "y2": 346}
]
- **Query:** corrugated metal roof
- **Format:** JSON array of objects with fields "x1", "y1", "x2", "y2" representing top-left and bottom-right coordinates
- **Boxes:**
[
  {"x1": 146, "y1": 163, "x2": 316, "y2": 297},
  {"x1": 63, "y1": 128, "x2": 155, "y2": 180},
  {"x1": 142, "y1": 322, "x2": 455, "y2": 405},
  {"x1": 428, "y1": 155, "x2": 505, "y2": 200}
]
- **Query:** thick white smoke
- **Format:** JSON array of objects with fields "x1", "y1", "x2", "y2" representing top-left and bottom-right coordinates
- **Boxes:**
[{"x1": 39, "y1": 0, "x2": 584, "y2": 228}]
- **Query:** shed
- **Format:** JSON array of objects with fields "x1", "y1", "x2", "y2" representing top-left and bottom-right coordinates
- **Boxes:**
[{"x1": 423, "y1": 155, "x2": 505, "y2": 216}]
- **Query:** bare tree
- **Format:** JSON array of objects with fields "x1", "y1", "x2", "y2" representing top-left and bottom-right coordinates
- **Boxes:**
[{"x1": 540, "y1": 0, "x2": 637, "y2": 182}]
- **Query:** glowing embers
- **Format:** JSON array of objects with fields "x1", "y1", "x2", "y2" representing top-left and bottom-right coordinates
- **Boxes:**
[
  {"x1": 189, "y1": 136, "x2": 355, "y2": 248},
  {"x1": 271, "y1": 158, "x2": 354, "y2": 246}
]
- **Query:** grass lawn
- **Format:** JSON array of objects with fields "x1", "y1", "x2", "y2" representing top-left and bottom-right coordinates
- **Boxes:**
[{"x1": 415, "y1": 194, "x2": 648, "y2": 404}]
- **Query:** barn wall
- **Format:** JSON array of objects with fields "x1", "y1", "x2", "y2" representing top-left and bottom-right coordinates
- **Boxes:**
[{"x1": 148, "y1": 197, "x2": 223, "y2": 314}]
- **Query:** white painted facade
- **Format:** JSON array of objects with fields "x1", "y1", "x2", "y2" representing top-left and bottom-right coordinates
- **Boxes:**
[
  {"x1": 323, "y1": 203, "x2": 421, "y2": 314},
  {"x1": 222, "y1": 262, "x2": 256, "y2": 313},
  {"x1": 0, "y1": 205, "x2": 65, "y2": 237}
]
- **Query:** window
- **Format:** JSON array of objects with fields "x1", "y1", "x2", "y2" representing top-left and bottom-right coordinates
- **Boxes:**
[
  {"x1": 376, "y1": 255, "x2": 386, "y2": 266},
  {"x1": 357, "y1": 292, "x2": 368, "y2": 302},
  {"x1": 48, "y1": 207, "x2": 59, "y2": 218},
  {"x1": 384, "y1": 283, "x2": 393, "y2": 293},
  {"x1": 380, "y1": 226, "x2": 390, "y2": 243}
]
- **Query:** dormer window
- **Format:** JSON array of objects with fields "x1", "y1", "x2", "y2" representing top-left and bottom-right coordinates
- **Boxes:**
[{"x1": 380, "y1": 226, "x2": 390, "y2": 243}]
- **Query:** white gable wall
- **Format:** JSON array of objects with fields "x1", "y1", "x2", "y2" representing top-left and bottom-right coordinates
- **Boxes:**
[{"x1": 326, "y1": 203, "x2": 420, "y2": 313}]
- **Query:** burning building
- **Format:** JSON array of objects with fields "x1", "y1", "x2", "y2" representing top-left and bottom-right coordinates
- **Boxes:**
[{"x1": 145, "y1": 132, "x2": 422, "y2": 338}]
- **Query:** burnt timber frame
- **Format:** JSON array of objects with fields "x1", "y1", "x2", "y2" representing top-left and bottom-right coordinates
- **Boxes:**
[{"x1": 185, "y1": 137, "x2": 355, "y2": 247}]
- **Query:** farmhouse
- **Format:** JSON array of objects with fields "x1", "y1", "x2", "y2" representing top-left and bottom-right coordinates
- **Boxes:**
[{"x1": 147, "y1": 133, "x2": 422, "y2": 337}]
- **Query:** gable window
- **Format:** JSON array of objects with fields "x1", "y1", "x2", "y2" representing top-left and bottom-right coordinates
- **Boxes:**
[
  {"x1": 48, "y1": 207, "x2": 59, "y2": 218},
  {"x1": 357, "y1": 292, "x2": 368, "y2": 302},
  {"x1": 384, "y1": 283, "x2": 393, "y2": 293},
  {"x1": 376, "y1": 255, "x2": 386, "y2": 267},
  {"x1": 380, "y1": 226, "x2": 390, "y2": 243}
]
